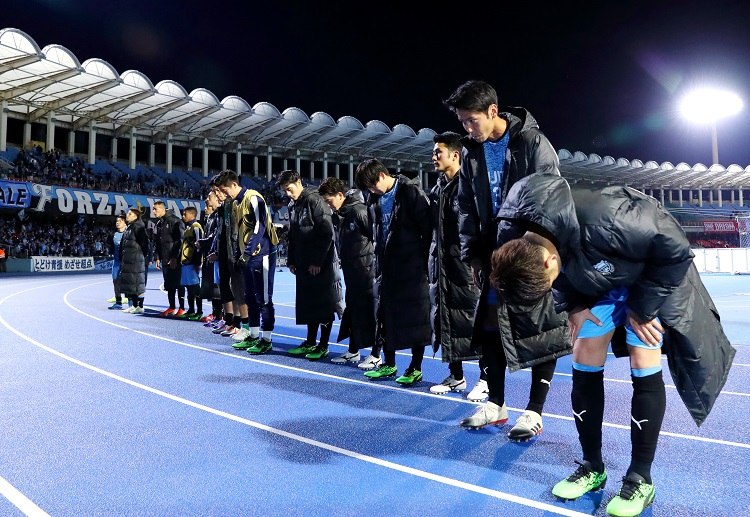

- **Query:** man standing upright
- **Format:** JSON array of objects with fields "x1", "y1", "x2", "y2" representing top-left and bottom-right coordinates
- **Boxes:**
[
  {"x1": 178, "y1": 206, "x2": 204, "y2": 320},
  {"x1": 214, "y1": 170, "x2": 279, "y2": 354},
  {"x1": 153, "y1": 201, "x2": 185, "y2": 317},
  {"x1": 443, "y1": 79, "x2": 571, "y2": 440},
  {"x1": 355, "y1": 159, "x2": 433, "y2": 386},
  {"x1": 277, "y1": 169, "x2": 343, "y2": 361},
  {"x1": 318, "y1": 177, "x2": 379, "y2": 368},
  {"x1": 427, "y1": 131, "x2": 487, "y2": 400}
]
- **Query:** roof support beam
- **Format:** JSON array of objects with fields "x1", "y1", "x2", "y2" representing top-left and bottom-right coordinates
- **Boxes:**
[
  {"x1": 114, "y1": 97, "x2": 189, "y2": 137},
  {"x1": 0, "y1": 68, "x2": 80, "y2": 100},
  {"x1": 72, "y1": 89, "x2": 155, "y2": 130},
  {"x1": 29, "y1": 78, "x2": 120, "y2": 122},
  {"x1": 0, "y1": 54, "x2": 42, "y2": 73}
]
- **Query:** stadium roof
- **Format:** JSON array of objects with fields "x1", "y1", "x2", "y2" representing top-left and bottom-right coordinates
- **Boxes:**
[
  {"x1": 2, "y1": 26, "x2": 750, "y2": 187},
  {"x1": 0, "y1": 27, "x2": 436, "y2": 170}
]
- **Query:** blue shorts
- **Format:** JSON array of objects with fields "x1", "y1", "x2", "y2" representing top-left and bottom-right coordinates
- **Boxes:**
[
  {"x1": 180, "y1": 264, "x2": 200, "y2": 286},
  {"x1": 577, "y1": 287, "x2": 663, "y2": 349}
]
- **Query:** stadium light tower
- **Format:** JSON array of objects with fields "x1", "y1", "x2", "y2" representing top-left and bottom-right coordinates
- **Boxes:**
[{"x1": 679, "y1": 88, "x2": 743, "y2": 165}]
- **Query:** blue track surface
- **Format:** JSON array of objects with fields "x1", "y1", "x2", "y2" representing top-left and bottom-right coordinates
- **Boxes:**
[{"x1": 0, "y1": 270, "x2": 748, "y2": 516}]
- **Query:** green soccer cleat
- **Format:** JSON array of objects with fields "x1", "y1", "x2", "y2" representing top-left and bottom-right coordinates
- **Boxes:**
[
  {"x1": 605, "y1": 473, "x2": 655, "y2": 517},
  {"x1": 364, "y1": 364, "x2": 398, "y2": 379},
  {"x1": 247, "y1": 338, "x2": 273, "y2": 355},
  {"x1": 552, "y1": 461, "x2": 607, "y2": 501},
  {"x1": 305, "y1": 346, "x2": 329, "y2": 361},
  {"x1": 187, "y1": 312, "x2": 203, "y2": 321},
  {"x1": 395, "y1": 368, "x2": 423, "y2": 386},
  {"x1": 287, "y1": 340, "x2": 317, "y2": 356},
  {"x1": 232, "y1": 336, "x2": 259, "y2": 350}
]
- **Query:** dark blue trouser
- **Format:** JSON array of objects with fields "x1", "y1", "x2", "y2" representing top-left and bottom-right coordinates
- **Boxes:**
[{"x1": 244, "y1": 251, "x2": 276, "y2": 331}]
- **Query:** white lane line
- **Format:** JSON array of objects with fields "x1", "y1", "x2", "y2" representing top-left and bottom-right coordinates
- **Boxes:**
[
  {"x1": 0, "y1": 289, "x2": 589, "y2": 517},
  {"x1": 0, "y1": 476, "x2": 49, "y2": 517}
]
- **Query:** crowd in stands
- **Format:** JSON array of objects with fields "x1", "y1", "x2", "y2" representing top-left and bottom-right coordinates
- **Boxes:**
[
  {"x1": 0, "y1": 146, "x2": 210, "y2": 200},
  {"x1": 0, "y1": 213, "x2": 112, "y2": 258}
]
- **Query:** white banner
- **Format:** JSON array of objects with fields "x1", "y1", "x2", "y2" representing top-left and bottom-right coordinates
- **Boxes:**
[{"x1": 31, "y1": 256, "x2": 95, "y2": 272}]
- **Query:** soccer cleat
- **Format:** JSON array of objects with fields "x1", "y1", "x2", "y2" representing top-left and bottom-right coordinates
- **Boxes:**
[
  {"x1": 172, "y1": 308, "x2": 186, "y2": 318},
  {"x1": 107, "y1": 296, "x2": 128, "y2": 303},
  {"x1": 395, "y1": 368, "x2": 423, "y2": 386},
  {"x1": 200, "y1": 314, "x2": 216, "y2": 325},
  {"x1": 187, "y1": 312, "x2": 203, "y2": 321},
  {"x1": 357, "y1": 354, "x2": 382, "y2": 370},
  {"x1": 208, "y1": 318, "x2": 224, "y2": 329},
  {"x1": 122, "y1": 306, "x2": 136, "y2": 313},
  {"x1": 211, "y1": 321, "x2": 228, "y2": 334},
  {"x1": 178, "y1": 311, "x2": 195, "y2": 319},
  {"x1": 605, "y1": 473, "x2": 655, "y2": 517},
  {"x1": 220, "y1": 325, "x2": 238, "y2": 337},
  {"x1": 364, "y1": 364, "x2": 398, "y2": 379},
  {"x1": 247, "y1": 338, "x2": 273, "y2": 355},
  {"x1": 466, "y1": 378, "x2": 490, "y2": 402},
  {"x1": 287, "y1": 340, "x2": 317, "y2": 356},
  {"x1": 131, "y1": 307, "x2": 145, "y2": 314},
  {"x1": 429, "y1": 375, "x2": 467, "y2": 394},
  {"x1": 460, "y1": 402, "x2": 509, "y2": 429},
  {"x1": 108, "y1": 303, "x2": 123, "y2": 310},
  {"x1": 331, "y1": 351, "x2": 360, "y2": 364},
  {"x1": 231, "y1": 328, "x2": 252, "y2": 341},
  {"x1": 552, "y1": 461, "x2": 608, "y2": 501},
  {"x1": 159, "y1": 308, "x2": 176, "y2": 317},
  {"x1": 305, "y1": 345, "x2": 329, "y2": 361},
  {"x1": 232, "y1": 336, "x2": 259, "y2": 350},
  {"x1": 508, "y1": 410, "x2": 543, "y2": 441}
]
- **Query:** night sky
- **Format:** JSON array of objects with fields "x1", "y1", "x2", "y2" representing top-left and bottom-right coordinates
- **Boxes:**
[{"x1": 6, "y1": 0, "x2": 750, "y2": 167}]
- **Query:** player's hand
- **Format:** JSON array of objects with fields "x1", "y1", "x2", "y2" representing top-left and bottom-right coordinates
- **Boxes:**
[
  {"x1": 308, "y1": 264, "x2": 321, "y2": 275},
  {"x1": 155, "y1": 259, "x2": 162, "y2": 270},
  {"x1": 627, "y1": 311, "x2": 664, "y2": 347},
  {"x1": 568, "y1": 306, "x2": 602, "y2": 342}
]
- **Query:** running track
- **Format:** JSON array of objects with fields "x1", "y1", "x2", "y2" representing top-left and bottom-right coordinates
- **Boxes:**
[{"x1": 0, "y1": 270, "x2": 748, "y2": 516}]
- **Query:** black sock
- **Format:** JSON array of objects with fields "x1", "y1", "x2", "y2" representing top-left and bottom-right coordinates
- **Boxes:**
[
  {"x1": 482, "y1": 331, "x2": 506, "y2": 407},
  {"x1": 571, "y1": 368, "x2": 605, "y2": 473},
  {"x1": 115, "y1": 295, "x2": 122, "y2": 304},
  {"x1": 137, "y1": 296, "x2": 144, "y2": 308},
  {"x1": 306, "y1": 323, "x2": 318, "y2": 343},
  {"x1": 212, "y1": 300, "x2": 222, "y2": 318},
  {"x1": 232, "y1": 315, "x2": 242, "y2": 327},
  {"x1": 449, "y1": 361, "x2": 464, "y2": 380},
  {"x1": 384, "y1": 350, "x2": 396, "y2": 367},
  {"x1": 241, "y1": 317, "x2": 249, "y2": 327},
  {"x1": 318, "y1": 320, "x2": 333, "y2": 348},
  {"x1": 168, "y1": 290, "x2": 176, "y2": 309},
  {"x1": 478, "y1": 357, "x2": 488, "y2": 381},
  {"x1": 527, "y1": 359, "x2": 556, "y2": 414},
  {"x1": 408, "y1": 345, "x2": 425, "y2": 371},
  {"x1": 628, "y1": 371, "x2": 666, "y2": 484},
  {"x1": 224, "y1": 312, "x2": 233, "y2": 324}
]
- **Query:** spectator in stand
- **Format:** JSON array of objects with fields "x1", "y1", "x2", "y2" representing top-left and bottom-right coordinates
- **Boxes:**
[{"x1": 153, "y1": 201, "x2": 186, "y2": 317}]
